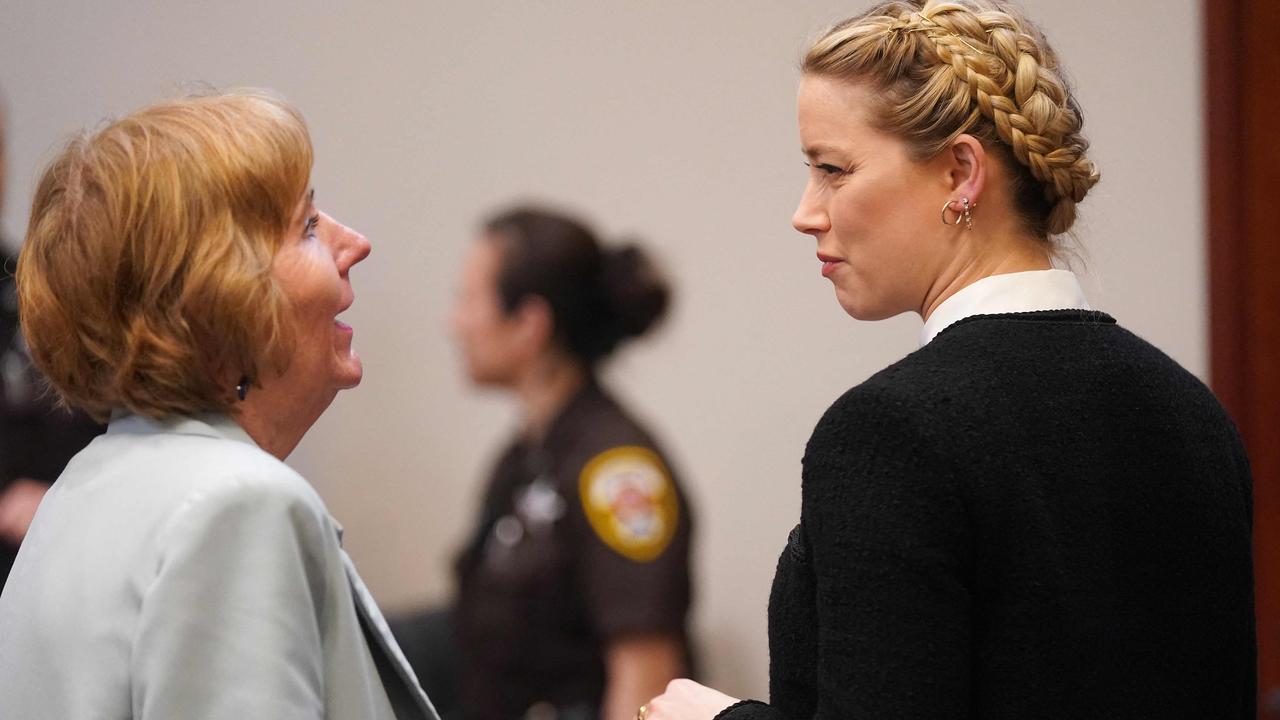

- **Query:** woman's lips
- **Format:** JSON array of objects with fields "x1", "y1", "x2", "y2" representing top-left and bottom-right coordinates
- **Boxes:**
[
  {"x1": 335, "y1": 296, "x2": 354, "y2": 335},
  {"x1": 817, "y1": 253, "x2": 843, "y2": 278}
]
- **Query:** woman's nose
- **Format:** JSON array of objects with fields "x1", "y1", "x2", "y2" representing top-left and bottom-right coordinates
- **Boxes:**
[
  {"x1": 323, "y1": 213, "x2": 371, "y2": 269},
  {"x1": 791, "y1": 184, "x2": 829, "y2": 237},
  {"x1": 346, "y1": 227, "x2": 372, "y2": 266}
]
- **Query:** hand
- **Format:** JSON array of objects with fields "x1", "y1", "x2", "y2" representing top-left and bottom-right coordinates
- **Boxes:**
[
  {"x1": 642, "y1": 679, "x2": 739, "y2": 720},
  {"x1": 0, "y1": 479, "x2": 50, "y2": 545}
]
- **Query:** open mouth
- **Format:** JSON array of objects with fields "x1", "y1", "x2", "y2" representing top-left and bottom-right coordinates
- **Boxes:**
[{"x1": 335, "y1": 303, "x2": 353, "y2": 333}]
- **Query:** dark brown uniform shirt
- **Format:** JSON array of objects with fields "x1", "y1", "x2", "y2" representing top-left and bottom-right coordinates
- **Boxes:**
[{"x1": 454, "y1": 381, "x2": 693, "y2": 720}]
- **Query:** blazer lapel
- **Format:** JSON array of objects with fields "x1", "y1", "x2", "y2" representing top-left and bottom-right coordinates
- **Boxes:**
[{"x1": 341, "y1": 550, "x2": 441, "y2": 720}]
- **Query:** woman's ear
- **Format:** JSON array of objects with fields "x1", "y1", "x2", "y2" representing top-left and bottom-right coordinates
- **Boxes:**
[
  {"x1": 946, "y1": 133, "x2": 988, "y2": 205},
  {"x1": 513, "y1": 295, "x2": 555, "y2": 356}
]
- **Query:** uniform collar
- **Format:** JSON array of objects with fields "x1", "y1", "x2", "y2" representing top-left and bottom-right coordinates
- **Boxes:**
[
  {"x1": 538, "y1": 378, "x2": 608, "y2": 456},
  {"x1": 920, "y1": 269, "x2": 1091, "y2": 347}
]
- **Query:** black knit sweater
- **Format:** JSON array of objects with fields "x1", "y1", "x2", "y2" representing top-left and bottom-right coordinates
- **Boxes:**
[{"x1": 720, "y1": 311, "x2": 1255, "y2": 720}]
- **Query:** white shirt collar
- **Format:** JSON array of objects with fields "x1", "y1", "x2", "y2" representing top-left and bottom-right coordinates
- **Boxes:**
[
  {"x1": 105, "y1": 410, "x2": 260, "y2": 448},
  {"x1": 920, "y1": 269, "x2": 1092, "y2": 346}
]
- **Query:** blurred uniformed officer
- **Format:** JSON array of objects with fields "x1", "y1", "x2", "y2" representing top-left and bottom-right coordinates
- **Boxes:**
[
  {"x1": 0, "y1": 99, "x2": 103, "y2": 586},
  {"x1": 0, "y1": 248, "x2": 104, "y2": 588},
  {"x1": 450, "y1": 206, "x2": 693, "y2": 720}
]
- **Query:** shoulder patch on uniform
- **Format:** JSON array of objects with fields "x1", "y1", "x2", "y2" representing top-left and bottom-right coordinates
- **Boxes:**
[{"x1": 578, "y1": 446, "x2": 679, "y2": 563}]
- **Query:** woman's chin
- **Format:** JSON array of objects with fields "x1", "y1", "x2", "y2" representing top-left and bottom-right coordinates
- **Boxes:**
[
  {"x1": 835, "y1": 293, "x2": 876, "y2": 321},
  {"x1": 835, "y1": 289, "x2": 901, "y2": 322},
  {"x1": 333, "y1": 353, "x2": 364, "y2": 390}
]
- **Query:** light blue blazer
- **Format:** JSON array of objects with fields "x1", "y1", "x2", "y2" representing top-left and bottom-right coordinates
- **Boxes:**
[{"x1": 0, "y1": 413, "x2": 439, "y2": 720}]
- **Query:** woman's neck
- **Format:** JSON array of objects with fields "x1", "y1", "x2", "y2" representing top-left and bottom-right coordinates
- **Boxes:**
[
  {"x1": 233, "y1": 380, "x2": 334, "y2": 460},
  {"x1": 514, "y1": 354, "x2": 588, "y2": 441},
  {"x1": 920, "y1": 231, "x2": 1053, "y2": 323}
]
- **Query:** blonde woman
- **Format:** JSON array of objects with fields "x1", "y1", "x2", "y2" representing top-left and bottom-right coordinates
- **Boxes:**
[
  {"x1": 644, "y1": 1, "x2": 1255, "y2": 718},
  {"x1": 0, "y1": 92, "x2": 438, "y2": 720}
]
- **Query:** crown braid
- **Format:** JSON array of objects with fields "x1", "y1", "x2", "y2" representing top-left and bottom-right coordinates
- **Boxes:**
[{"x1": 805, "y1": 0, "x2": 1099, "y2": 236}]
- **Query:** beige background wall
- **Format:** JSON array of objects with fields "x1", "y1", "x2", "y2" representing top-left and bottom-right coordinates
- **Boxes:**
[{"x1": 0, "y1": 0, "x2": 1203, "y2": 699}]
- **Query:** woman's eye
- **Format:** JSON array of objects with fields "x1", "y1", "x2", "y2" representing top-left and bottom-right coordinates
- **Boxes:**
[
  {"x1": 804, "y1": 161, "x2": 848, "y2": 177},
  {"x1": 303, "y1": 214, "x2": 320, "y2": 238}
]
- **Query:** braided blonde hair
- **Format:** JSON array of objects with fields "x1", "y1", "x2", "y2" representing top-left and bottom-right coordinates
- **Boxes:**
[{"x1": 804, "y1": 0, "x2": 1099, "y2": 237}]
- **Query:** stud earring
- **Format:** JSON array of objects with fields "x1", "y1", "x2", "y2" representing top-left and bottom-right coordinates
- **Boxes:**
[{"x1": 236, "y1": 375, "x2": 251, "y2": 401}]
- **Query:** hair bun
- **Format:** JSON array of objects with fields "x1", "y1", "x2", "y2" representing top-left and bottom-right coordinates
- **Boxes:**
[
  {"x1": 484, "y1": 206, "x2": 672, "y2": 366},
  {"x1": 598, "y1": 243, "x2": 670, "y2": 343}
]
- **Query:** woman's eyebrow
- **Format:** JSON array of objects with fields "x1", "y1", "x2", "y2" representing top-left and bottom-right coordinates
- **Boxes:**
[{"x1": 802, "y1": 144, "x2": 842, "y2": 160}]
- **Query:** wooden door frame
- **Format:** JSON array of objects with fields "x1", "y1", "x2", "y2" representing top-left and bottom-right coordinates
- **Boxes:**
[{"x1": 1206, "y1": 0, "x2": 1280, "y2": 715}]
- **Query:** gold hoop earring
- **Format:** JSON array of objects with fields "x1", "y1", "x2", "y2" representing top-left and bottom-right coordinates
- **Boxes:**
[{"x1": 940, "y1": 197, "x2": 976, "y2": 230}]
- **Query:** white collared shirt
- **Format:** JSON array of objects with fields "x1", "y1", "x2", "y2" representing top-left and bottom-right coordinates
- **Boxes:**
[{"x1": 920, "y1": 269, "x2": 1092, "y2": 347}]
